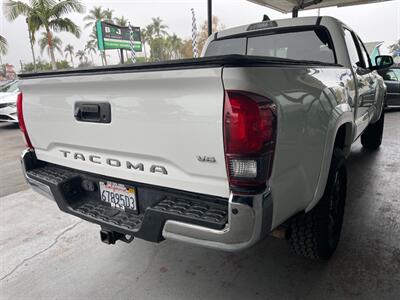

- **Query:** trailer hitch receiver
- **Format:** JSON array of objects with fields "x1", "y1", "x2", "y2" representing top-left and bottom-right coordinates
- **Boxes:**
[{"x1": 100, "y1": 230, "x2": 134, "y2": 245}]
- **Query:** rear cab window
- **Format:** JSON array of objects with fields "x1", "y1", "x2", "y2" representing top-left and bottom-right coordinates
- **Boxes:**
[{"x1": 205, "y1": 27, "x2": 336, "y2": 64}]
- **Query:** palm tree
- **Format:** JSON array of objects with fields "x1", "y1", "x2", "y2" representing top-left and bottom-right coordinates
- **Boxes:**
[
  {"x1": 149, "y1": 17, "x2": 168, "y2": 38},
  {"x1": 38, "y1": 32, "x2": 62, "y2": 59},
  {"x1": 83, "y1": 6, "x2": 104, "y2": 29},
  {"x1": 84, "y1": 6, "x2": 113, "y2": 65},
  {"x1": 3, "y1": 3, "x2": 38, "y2": 71},
  {"x1": 75, "y1": 50, "x2": 87, "y2": 64},
  {"x1": 26, "y1": 17, "x2": 38, "y2": 71},
  {"x1": 141, "y1": 27, "x2": 152, "y2": 60},
  {"x1": 114, "y1": 16, "x2": 128, "y2": 27},
  {"x1": 167, "y1": 34, "x2": 182, "y2": 59},
  {"x1": 0, "y1": 35, "x2": 7, "y2": 65},
  {"x1": 85, "y1": 40, "x2": 96, "y2": 64},
  {"x1": 64, "y1": 44, "x2": 74, "y2": 67},
  {"x1": 103, "y1": 8, "x2": 114, "y2": 23},
  {"x1": 4, "y1": 0, "x2": 85, "y2": 70},
  {"x1": 114, "y1": 16, "x2": 129, "y2": 61}
]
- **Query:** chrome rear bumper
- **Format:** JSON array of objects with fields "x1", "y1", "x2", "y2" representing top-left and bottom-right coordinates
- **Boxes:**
[
  {"x1": 21, "y1": 149, "x2": 54, "y2": 200},
  {"x1": 163, "y1": 190, "x2": 273, "y2": 251}
]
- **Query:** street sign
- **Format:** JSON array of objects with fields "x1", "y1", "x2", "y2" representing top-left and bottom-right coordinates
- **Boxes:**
[{"x1": 96, "y1": 21, "x2": 142, "y2": 52}]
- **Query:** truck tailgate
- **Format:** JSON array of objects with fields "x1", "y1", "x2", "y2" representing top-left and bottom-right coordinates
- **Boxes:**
[{"x1": 20, "y1": 68, "x2": 229, "y2": 198}]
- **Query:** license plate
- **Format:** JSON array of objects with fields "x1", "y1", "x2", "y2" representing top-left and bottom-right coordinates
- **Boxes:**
[{"x1": 99, "y1": 181, "x2": 137, "y2": 211}]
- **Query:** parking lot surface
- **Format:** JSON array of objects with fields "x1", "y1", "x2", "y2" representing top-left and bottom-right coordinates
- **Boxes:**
[
  {"x1": 0, "y1": 111, "x2": 399, "y2": 299},
  {"x1": 0, "y1": 123, "x2": 27, "y2": 197}
]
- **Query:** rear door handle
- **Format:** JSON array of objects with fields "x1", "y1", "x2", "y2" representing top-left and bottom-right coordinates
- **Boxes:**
[{"x1": 74, "y1": 102, "x2": 111, "y2": 123}]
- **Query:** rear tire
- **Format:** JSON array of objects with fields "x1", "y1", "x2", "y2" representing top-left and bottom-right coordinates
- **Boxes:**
[
  {"x1": 361, "y1": 111, "x2": 384, "y2": 150},
  {"x1": 288, "y1": 149, "x2": 347, "y2": 260}
]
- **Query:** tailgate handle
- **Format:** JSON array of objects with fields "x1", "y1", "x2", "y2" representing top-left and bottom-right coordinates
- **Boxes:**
[{"x1": 74, "y1": 102, "x2": 111, "y2": 123}]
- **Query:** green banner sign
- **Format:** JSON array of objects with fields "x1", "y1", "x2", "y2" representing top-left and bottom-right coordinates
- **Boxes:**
[{"x1": 96, "y1": 21, "x2": 142, "y2": 52}]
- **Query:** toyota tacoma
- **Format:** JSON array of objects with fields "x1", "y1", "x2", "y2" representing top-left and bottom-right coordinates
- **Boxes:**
[{"x1": 18, "y1": 17, "x2": 393, "y2": 259}]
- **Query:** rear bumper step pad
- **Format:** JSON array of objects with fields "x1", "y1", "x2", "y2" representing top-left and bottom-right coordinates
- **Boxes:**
[{"x1": 25, "y1": 160, "x2": 228, "y2": 242}]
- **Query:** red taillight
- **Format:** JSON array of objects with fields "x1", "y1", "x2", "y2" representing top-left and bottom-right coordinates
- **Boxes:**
[
  {"x1": 224, "y1": 90, "x2": 276, "y2": 191},
  {"x1": 16, "y1": 92, "x2": 33, "y2": 149}
]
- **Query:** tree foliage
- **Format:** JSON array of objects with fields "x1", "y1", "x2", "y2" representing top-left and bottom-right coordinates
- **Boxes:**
[
  {"x1": 75, "y1": 49, "x2": 87, "y2": 63},
  {"x1": 64, "y1": 44, "x2": 75, "y2": 66},
  {"x1": 83, "y1": 6, "x2": 104, "y2": 29},
  {"x1": 0, "y1": 35, "x2": 8, "y2": 56},
  {"x1": 144, "y1": 17, "x2": 185, "y2": 62},
  {"x1": 114, "y1": 16, "x2": 128, "y2": 27},
  {"x1": 21, "y1": 57, "x2": 71, "y2": 72},
  {"x1": 85, "y1": 40, "x2": 96, "y2": 63},
  {"x1": 4, "y1": 0, "x2": 85, "y2": 70},
  {"x1": 180, "y1": 16, "x2": 224, "y2": 59},
  {"x1": 0, "y1": 35, "x2": 7, "y2": 65},
  {"x1": 38, "y1": 32, "x2": 62, "y2": 57},
  {"x1": 5, "y1": 3, "x2": 226, "y2": 69},
  {"x1": 84, "y1": 5, "x2": 113, "y2": 65}
]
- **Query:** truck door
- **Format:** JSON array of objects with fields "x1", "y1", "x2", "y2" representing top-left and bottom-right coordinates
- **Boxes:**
[
  {"x1": 356, "y1": 36, "x2": 379, "y2": 119},
  {"x1": 343, "y1": 29, "x2": 375, "y2": 138}
]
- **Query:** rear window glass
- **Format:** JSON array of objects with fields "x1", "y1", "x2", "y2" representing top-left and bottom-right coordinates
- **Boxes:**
[{"x1": 205, "y1": 28, "x2": 336, "y2": 64}]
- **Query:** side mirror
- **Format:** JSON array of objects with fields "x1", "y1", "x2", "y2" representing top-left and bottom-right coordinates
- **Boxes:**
[{"x1": 372, "y1": 55, "x2": 394, "y2": 70}]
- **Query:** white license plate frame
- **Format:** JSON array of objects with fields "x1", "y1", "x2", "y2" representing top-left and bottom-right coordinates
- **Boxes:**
[{"x1": 99, "y1": 181, "x2": 137, "y2": 212}]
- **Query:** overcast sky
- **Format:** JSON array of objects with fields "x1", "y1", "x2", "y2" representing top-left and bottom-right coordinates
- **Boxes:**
[{"x1": 1, "y1": 0, "x2": 399, "y2": 69}]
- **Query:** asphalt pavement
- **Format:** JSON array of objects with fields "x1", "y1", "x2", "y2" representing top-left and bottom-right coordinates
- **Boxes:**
[
  {"x1": 0, "y1": 122, "x2": 27, "y2": 197},
  {"x1": 0, "y1": 111, "x2": 399, "y2": 299}
]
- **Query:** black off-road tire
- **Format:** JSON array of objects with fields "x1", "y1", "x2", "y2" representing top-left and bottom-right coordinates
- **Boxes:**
[
  {"x1": 288, "y1": 149, "x2": 347, "y2": 260},
  {"x1": 361, "y1": 111, "x2": 384, "y2": 150}
]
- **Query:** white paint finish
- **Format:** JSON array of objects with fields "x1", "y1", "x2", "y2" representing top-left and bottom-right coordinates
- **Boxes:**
[
  {"x1": 222, "y1": 65, "x2": 355, "y2": 228},
  {"x1": 210, "y1": 17, "x2": 386, "y2": 227},
  {"x1": 19, "y1": 16, "x2": 387, "y2": 232},
  {"x1": 20, "y1": 68, "x2": 230, "y2": 198}
]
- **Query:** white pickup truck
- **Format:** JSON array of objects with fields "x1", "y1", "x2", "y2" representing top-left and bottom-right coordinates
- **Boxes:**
[{"x1": 18, "y1": 16, "x2": 393, "y2": 259}]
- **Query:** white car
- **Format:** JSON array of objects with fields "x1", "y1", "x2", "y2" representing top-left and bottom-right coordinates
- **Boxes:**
[{"x1": 0, "y1": 80, "x2": 19, "y2": 123}]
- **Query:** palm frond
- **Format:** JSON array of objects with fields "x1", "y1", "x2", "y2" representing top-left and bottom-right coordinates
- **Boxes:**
[
  {"x1": 64, "y1": 44, "x2": 74, "y2": 58},
  {"x1": 2, "y1": 0, "x2": 32, "y2": 21},
  {"x1": 83, "y1": 6, "x2": 104, "y2": 28},
  {"x1": 75, "y1": 50, "x2": 87, "y2": 62},
  {"x1": 51, "y1": 0, "x2": 85, "y2": 17},
  {"x1": 85, "y1": 40, "x2": 97, "y2": 54},
  {"x1": 114, "y1": 16, "x2": 128, "y2": 27},
  {"x1": 0, "y1": 35, "x2": 8, "y2": 55},
  {"x1": 49, "y1": 17, "x2": 81, "y2": 38},
  {"x1": 103, "y1": 8, "x2": 113, "y2": 22},
  {"x1": 38, "y1": 32, "x2": 49, "y2": 55},
  {"x1": 38, "y1": 31, "x2": 62, "y2": 56},
  {"x1": 52, "y1": 36, "x2": 63, "y2": 55}
]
